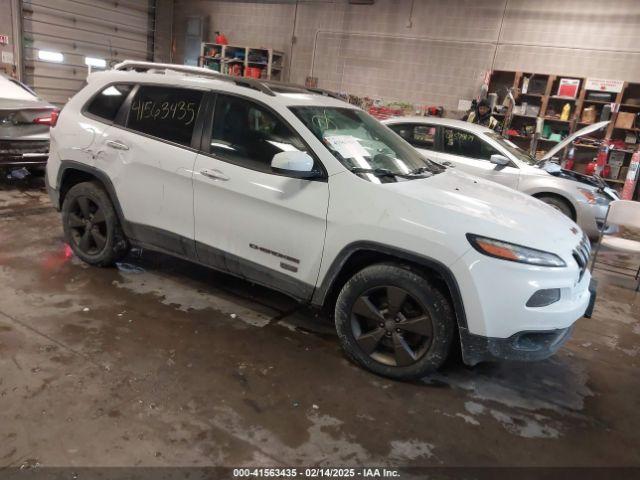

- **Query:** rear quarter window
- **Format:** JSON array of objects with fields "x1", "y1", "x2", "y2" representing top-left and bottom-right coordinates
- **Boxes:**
[
  {"x1": 126, "y1": 85, "x2": 203, "y2": 146},
  {"x1": 85, "y1": 84, "x2": 133, "y2": 122}
]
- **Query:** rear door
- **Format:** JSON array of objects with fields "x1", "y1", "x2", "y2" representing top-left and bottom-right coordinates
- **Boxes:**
[
  {"x1": 95, "y1": 84, "x2": 205, "y2": 255},
  {"x1": 440, "y1": 126, "x2": 520, "y2": 189},
  {"x1": 193, "y1": 93, "x2": 329, "y2": 299}
]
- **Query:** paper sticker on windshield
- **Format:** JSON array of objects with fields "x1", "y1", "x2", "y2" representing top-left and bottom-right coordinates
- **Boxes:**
[{"x1": 324, "y1": 135, "x2": 369, "y2": 158}]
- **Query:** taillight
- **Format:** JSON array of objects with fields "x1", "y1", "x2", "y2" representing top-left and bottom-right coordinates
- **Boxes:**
[{"x1": 33, "y1": 109, "x2": 60, "y2": 127}]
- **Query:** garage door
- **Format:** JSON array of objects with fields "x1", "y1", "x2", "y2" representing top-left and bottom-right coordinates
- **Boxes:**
[{"x1": 21, "y1": 0, "x2": 154, "y2": 106}]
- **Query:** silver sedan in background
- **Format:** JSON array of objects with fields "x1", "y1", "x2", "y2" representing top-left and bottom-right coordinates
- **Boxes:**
[
  {"x1": 384, "y1": 117, "x2": 618, "y2": 239},
  {"x1": 0, "y1": 73, "x2": 57, "y2": 170}
]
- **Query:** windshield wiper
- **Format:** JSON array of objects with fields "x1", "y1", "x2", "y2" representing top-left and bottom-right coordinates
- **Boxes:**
[
  {"x1": 408, "y1": 166, "x2": 437, "y2": 175},
  {"x1": 349, "y1": 167, "x2": 398, "y2": 178},
  {"x1": 348, "y1": 167, "x2": 429, "y2": 179}
]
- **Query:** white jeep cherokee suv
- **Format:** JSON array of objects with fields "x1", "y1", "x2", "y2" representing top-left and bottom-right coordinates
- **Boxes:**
[{"x1": 46, "y1": 61, "x2": 596, "y2": 379}]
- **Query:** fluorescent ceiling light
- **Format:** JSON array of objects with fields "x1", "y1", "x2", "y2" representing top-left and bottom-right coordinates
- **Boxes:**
[
  {"x1": 85, "y1": 57, "x2": 106, "y2": 68},
  {"x1": 38, "y1": 50, "x2": 64, "y2": 62}
]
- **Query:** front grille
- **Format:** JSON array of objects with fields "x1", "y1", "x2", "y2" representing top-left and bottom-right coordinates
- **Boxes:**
[{"x1": 572, "y1": 235, "x2": 591, "y2": 280}]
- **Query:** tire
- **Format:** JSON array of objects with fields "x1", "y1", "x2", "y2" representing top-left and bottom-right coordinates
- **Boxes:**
[
  {"x1": 537, "y1": 195, "x2": 574, "y2": 220},
  {"x1": 335, "y1": 263, "x2": 455, "y2": 380},
  {"x1": 61, "y1": 181, "x2": 129, "y2": 266}
]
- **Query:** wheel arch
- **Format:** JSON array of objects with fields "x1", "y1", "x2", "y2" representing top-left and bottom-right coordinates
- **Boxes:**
[
  {"x1": 57, "y1": 161, "x2": 131, "y2": 236},
  {"x1": 312, "y1": 242, "x2": 467, "y2": 329},
  {"x1": 531, "y1": 191, "x2": 577, "y2": 220}
]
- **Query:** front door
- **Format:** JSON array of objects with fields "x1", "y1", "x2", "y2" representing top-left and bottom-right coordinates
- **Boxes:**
[{"x1": 193, "y1": 93, "x2": 329, "y2": 300}]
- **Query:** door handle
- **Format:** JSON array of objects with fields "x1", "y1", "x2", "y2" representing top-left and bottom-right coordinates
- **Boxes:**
[
  {"x1": 200, "y1": 169, "x2": 229, "y2": 181},
  {"x1": 106, "y1": 140, "x2": 130, "y2": 151}
]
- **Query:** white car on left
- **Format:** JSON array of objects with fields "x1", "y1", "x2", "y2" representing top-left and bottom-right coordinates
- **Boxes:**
[{"x1": 383, "y1": 117, "x2": 618, "y2": 239}]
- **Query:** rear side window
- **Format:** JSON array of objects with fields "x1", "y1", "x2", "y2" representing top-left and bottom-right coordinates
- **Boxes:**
[
  {"x1": 86, "y1": 84, "x2": 133, "y2": 121},
  {"x1": 126, "y1": 86, "x2": 203, "y2": 147},
  {"x1": 388, "y1": 123, "x2": 437, "y2": 150}
]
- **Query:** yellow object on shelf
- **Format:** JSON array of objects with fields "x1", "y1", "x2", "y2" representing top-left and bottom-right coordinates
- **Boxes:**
[{"x1": 560, "y1": 103, "x2": 571, "y2": 121}]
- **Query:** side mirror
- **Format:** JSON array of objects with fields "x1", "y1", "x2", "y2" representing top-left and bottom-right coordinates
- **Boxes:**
[
  {"x1": 489, "y1": 154, "x2": 510, "y2": 166},
  {"x1": 271, "y1": 150, "x2": 318, "y2": 178},
  {"x1": 542, "y1": 161, "x2": 562, "y2": 174}
]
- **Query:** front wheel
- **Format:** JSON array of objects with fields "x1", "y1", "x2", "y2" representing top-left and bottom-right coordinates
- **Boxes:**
[
  {"x1": 537, "y1": 195, "x2": 574, "y2": 220},
  {"x1": 61, "y1": 181, "x2": 129, "y2": 266},
  {"x1": 335, "y1": 263, "x2": 455, "y2": 380}
]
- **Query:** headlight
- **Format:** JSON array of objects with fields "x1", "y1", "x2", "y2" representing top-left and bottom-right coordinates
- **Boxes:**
[
  {"x1": 577, "y1": 187, "x2": 609, "y2": 206},
  {"x1": 467, "y1": 234, "x2": 566, "y2": 267}
]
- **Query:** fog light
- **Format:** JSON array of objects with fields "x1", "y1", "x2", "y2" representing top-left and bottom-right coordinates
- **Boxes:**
[{"x1": 526, "y1": 288, "x2": 561, "y2": 307}]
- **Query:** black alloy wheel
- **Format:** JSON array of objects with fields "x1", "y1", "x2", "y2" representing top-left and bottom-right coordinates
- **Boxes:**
[
  {"x1": 351, "y1": 285, "x2": 433, "y2": 367},
  {"x1": 67, "y1": 196, "x2": 108, "y2": 255},
  {"x1": 335, "y1": 263, "x2": 455, "y2": 379},
  {"x1": 61, "y1": 181, "x2": 128, "y2": 266}
]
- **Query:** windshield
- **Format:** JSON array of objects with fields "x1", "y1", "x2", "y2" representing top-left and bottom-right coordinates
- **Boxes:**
[
  {"x1": 290, "y1": 106, "x2": 444, "y2": 182},
  {"x1": 486, "y1": 132, "x2": 537, "y2": 165}
]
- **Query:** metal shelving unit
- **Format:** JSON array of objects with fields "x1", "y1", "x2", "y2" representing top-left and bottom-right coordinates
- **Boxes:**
[
  {"x1": 487, "y1": 71, "x2": 639, "y2": 190},
  {"x1": 198, "y1": 43, "x2": 284, "y2": 81}
]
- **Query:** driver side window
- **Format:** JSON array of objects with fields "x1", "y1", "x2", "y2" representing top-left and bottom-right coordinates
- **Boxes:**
[
  {"x1": 210, "y1": 94, "x2": 313, "y2": 175},
  {"x1": 442, "y1": 127, "x2": 499, "y2": 161}
]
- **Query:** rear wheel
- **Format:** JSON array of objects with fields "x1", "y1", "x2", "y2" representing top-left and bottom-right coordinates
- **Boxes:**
[
  {"x1": 62, "y1": 181, "x2": 128, "y2": 266},
  {"x1": 335, "y1": 263, "x2": 455, "y2": 380},
  {"x1": 537, "y1": 195, "x2": 574, "y2": 219}
]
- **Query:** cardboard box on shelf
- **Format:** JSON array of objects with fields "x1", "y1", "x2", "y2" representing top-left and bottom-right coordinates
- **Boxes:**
[
  {"x1": 581, "y1": 106, "x2": 597, "y2": 124},
  {"x1": 615, "y1": 112, "x2": 636, "y2": 129}
]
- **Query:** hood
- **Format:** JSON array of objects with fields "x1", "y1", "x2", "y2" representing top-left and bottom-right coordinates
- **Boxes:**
[
  {"x1": 386, "y1": 169, "x2": 583, "y2": 254},
  {"x1": 544, "y1": 166, "x2": 605, "y2": 189},
  {"x1": 541, "y1": 120, "x2": 609, "y2": 160},
  {"x1": 542, "y1": 168, "x2": 619, "y2": 200}
]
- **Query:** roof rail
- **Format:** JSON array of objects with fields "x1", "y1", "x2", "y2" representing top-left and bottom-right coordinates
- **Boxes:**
[
  {"x1": 261, "y1": 80, "x2": 345, "y2": 101},
  {"x1": 306, "y1": 87, "x2": 346, "y2": 100},
  {"x1": 111, "y1": 60, "x2": 276, "y2": 97},
  {"x1": 113, "y1": 60, "x2": 222, "y2": 78}
]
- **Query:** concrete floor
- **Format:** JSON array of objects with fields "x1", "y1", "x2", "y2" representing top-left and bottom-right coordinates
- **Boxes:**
[{"x1": 0, "y1": 174, "x2": 639, "y2": 469}]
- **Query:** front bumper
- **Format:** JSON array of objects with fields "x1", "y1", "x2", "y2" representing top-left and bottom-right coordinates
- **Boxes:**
[
  {"x1": 576, "y1": 201, "x2": 609, "y2": 239},
  {"x1": 459, "y1": 278, "x2": 597, "y2": 365},
  {"x1": 451, "y1": 247, "x2": 592, "y2": 339},
  {"x1": 459, "y1": 325, "x2": 574, "y2": 365}
]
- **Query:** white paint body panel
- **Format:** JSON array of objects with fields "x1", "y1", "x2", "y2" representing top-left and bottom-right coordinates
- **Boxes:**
[
  {"x1": 96, "y1": 127, "x2": 197, "y2": 240},
  {"x1": 322, "y1": 168, "x2": 590, "y2": 338},
  {"x1": 193, "y1": 153, "x2": 328, "y2": 288},
  {"x1": 48, "y1": 68, "x2": 592, "y2": 343}
]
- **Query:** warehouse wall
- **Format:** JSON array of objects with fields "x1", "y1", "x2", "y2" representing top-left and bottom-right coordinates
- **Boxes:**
[
  {"x1": 173, "y1": 0, "x2": 640, "y2": 109},
  {"x1": 154, "y1": 0, "x2": 175, "y2": 63},
  {"x1": 0, "y1": 0, "x2": 21, "y2": 77},
  {"x1": 21, "y1": 0, "x2": 155, "y2": 104}
]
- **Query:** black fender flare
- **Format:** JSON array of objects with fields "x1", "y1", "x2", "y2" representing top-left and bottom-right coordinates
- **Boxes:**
[{"x1": 311, "y1": 241, "x2": 468, "y2": 329}]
